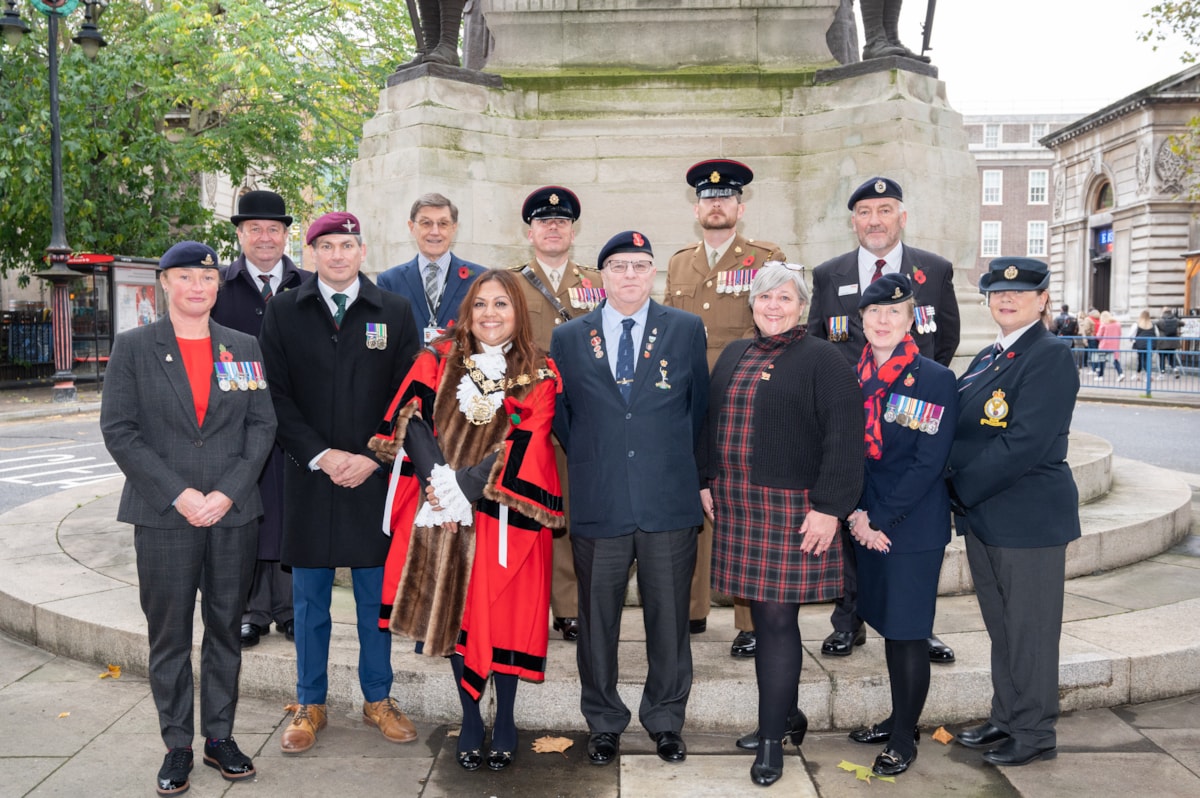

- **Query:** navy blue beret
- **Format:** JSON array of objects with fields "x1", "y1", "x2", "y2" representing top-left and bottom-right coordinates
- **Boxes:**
[
  {"x1": 859, "y1": 272, "x2": 914, "y2": 308},
  {"x1": 597, "y1": 230, "x2": 653, "y2": 269},
  {"x1": 848, "y1": 176, "x2": 903, "y2": 210},
  {"x1": 158, "y1": 241, "x2": 219, "y2": 271}
]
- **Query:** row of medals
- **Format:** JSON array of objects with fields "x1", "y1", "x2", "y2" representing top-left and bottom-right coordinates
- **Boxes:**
[
  {"x1": 216, "y1": 362, "x2": 266, "y2": 392},
  {"x1": 883, "y1": 394, "x2": 942, "y2": 435}
]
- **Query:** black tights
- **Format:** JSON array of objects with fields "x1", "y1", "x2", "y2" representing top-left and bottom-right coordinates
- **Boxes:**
[
  {"x1": 879, "y1": 638, "x2": 929, "y2": 758},
  {"x1": 449, "y1": 655, "x2": 520, "y2": 753},
  {"x1": 749, "y1": 600, "x2": 803, "y2": 741}
]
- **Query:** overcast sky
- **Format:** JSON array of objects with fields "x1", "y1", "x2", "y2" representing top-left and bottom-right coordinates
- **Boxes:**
[{"x1": 889, "y1": 0, "x2": 1195, "y2": 116}]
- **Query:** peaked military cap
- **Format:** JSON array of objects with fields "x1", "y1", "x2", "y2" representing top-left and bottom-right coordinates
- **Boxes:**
[
  {"x1": 687, "y1": 159, "x2": 753, "y2": 199},
  {"x1": 522, "y1": 186, "x2": 581, "y2": 223}
]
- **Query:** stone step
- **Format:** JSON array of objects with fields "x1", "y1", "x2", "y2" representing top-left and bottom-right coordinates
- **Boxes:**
[{"x1": 0, "y1": 457, "x2": 1193, "y2": 736}]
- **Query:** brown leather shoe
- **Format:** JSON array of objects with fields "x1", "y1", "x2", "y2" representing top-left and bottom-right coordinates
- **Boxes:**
[
  {"x1": 280, "y1": 703, "x2": 327, "y2": 754},
  {"x1": 363, "y1": 697, "x2": 418, "y2": 743}
]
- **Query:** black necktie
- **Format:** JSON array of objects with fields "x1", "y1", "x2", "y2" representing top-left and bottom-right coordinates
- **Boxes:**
[
  {"x1": 871, "y1": 259, "x2": 886, "y2": 283},
  {"x1": 616, "y1": 318, "x2": 635, "y2": 402},
  {"x1": 959, "y1": 343, "x2": 1002, "y2": 392},
  {"x1": 258, "y1": 274, "x2": 273, "y2": 301}
]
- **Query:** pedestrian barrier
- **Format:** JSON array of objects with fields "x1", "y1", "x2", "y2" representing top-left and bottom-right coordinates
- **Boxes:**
[{"x1": 1059, "y1": 335, "x2": 1199, "y2": 395}]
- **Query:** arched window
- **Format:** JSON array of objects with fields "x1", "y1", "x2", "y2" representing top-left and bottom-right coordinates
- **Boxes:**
[{"x1": 1094, "y1": 182, "x2": 1114, "y2": 211}]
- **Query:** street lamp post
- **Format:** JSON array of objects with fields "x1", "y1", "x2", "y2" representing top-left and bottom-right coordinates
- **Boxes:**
[{"x1": 1, "y1": 0, "x2": 105, "y2": 402}]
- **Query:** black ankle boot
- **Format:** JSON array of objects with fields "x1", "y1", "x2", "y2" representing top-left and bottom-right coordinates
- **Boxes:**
[{"x1": 750, "y1": 738, "x2": 784, "y2": 786}]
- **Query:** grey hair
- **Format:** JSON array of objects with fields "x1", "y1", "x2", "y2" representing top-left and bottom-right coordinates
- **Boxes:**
[{"x1": 748, "y1": 262, "x2": 809, "y2": 308}]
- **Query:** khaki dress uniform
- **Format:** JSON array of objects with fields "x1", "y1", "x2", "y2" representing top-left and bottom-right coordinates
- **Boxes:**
[
  {"x1": 512, "y1": 259, "x2": 605, "y2": 620},
  {"x1": 665, "y1": 233, "x2": 785, "y2": 625}
]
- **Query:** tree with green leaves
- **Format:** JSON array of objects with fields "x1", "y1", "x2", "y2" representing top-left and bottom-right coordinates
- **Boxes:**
[{"x1": 0, "y1": 0, "x2": 413, "y2": 279}]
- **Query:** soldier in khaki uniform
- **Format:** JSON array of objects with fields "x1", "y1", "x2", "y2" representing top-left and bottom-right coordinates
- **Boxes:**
[
  {"x1": 664, "y1": 160, "x2": 785, "y2": 659},
  {"x1": 510, "y1": 186, "x2": 603, "y2": 641}
]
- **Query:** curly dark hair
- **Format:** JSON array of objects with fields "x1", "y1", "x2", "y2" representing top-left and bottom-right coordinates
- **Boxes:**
[{"x1": 433, "y1": 269, "x2": 547, "y2": 380}]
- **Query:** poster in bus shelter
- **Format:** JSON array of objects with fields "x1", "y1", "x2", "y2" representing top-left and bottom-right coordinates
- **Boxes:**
[{"x1": 113, "y1": 265, "x2": 162, "y2": 334}]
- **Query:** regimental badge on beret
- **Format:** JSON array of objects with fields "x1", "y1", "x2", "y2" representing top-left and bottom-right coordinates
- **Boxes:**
[
  {"x1": 711, "y1": 171, "x2": 721, "y2": 184},
  {"x1": 892, "y1": 286, "x2": 903, "y2": 299},
  {"x1": 1004, "y1": 265, "x2": 1019, "y2": 280},
  {"x1": 875, "y1": 179, "x2": 887, "y2": 194},
  {"x1": 632, "y1": 232, "x2": 645, "y2": 247},
  {"x1": 342, "y1": 218, "x2": 357, "y2": 233},
  {"x1": 201, "y1": 253, "x2": 214, "y2": 266},
  {"x1": 550, "y1": 193, "x2": 560, "y2": 205}
]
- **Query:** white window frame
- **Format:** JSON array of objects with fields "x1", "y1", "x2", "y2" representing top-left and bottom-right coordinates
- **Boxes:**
[
  {"x1": 984, "y1": 123, "x2": 1001, "y2": 149},
  {"x1": 1027, "y1": 221, "x2": 1047, "y2": 257},
  {"x1": 1028, "y1": 169, "x2": 1048, "y2": 205},
  {"x1": 982, "y1": 170, "x2": 1003, "y2": 205},
  {"x1": 1030, "y1": 123, "x2": 1048, "y2": 144},
  {"x1": 981, "y1": 221, "x2": 1002, "y2": 257}
]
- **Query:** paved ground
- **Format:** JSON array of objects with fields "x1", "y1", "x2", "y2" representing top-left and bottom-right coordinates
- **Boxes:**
[{"x1": 2, "y1": 385, "x2": 1200, "y2": 796}]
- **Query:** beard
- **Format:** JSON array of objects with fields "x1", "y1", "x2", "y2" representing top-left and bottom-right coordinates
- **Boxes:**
[{"x1": 699, "y1": 211, "x2": 736, "y2": 231}]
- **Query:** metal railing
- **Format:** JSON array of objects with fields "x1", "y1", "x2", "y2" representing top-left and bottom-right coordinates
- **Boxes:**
[
  {"x1": 1, "y1": 310, "x2": 54, "y2": 382},
  {"x1": 1060, "y1": 335, "x2": 1200, "y2": 395}
]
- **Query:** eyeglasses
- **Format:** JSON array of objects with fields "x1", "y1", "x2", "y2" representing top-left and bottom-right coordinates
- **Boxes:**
[
  {"x1": 605, "y1": 259, "x2": 654, "y2": 275},
  {"x1": 763, "y1": 260, "x2": 805, "y2": 274},
  {"x1": 415, "y1": 218, "x2": 455, "y2": 231}
]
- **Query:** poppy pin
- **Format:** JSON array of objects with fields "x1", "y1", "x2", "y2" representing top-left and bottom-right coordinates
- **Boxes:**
[
  {"x1": 458, "y1": 266, "x2": 470, "y2": 279},
  {"x1": 742, "y1": 255, "x2": 755, "y2": 267},
  {"x1": 581, "y1": 277, "x2": 592, "y2": 289},
  {"x1": 913, "y1": 267, "x2": 926, "y2": 285},
  {"x1": 218, "y1": 344, "x2": 234, "y2": 363}
]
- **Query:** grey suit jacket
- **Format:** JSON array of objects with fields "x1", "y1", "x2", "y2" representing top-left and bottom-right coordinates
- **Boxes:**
[{"x1": 101, "y1": 316, "x2": 277, "y2": 529}]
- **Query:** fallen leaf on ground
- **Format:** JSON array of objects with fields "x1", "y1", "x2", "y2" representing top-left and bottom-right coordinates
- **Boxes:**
[
  {"x1": 531, "y1": 735, "x2": 574, "y2": 756},
  {"x1": 98, "y1": 664, "x2": 121, "y2": 679},
  {"x1": 58, "y1": 712, "x2": 70, "y2": 718},
  {"x1": 932, "y1": 726, "x2": 954, "y2": 744},
  {"x1": 837, "y1": 759, "x2": 896, "y2": 784}
]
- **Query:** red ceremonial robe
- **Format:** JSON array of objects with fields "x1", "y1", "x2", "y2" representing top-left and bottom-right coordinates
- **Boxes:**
[{"x1": 370, "y1": 342, "x2": 564, "y2": 699}]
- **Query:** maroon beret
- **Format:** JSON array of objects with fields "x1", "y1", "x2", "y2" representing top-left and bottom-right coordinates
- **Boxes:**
[{"x1": 306, "y1": 212, "x2": 361, "y2": 245}]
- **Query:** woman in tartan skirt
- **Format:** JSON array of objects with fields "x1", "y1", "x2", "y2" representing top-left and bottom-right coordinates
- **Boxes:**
[{"x1": 698, "y1": 263, "x2": 864, "y2": 787}]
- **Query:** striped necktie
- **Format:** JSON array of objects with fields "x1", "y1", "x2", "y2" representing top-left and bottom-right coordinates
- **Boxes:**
[
  {"x1": 258, "y1": 274, "x2": 273, "y2": 301},
  {"x1": 871, "y1": 259, "x2": 886, "y2": 283},
  {"x1": 959, "y1": 343, "x2": 1002, "y2": 392}
]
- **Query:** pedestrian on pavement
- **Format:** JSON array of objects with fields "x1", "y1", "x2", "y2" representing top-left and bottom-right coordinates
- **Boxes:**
[
  {"x1": 375, "y1": 192, "x2": 486, "y2": 344},
  {"x1": 948, "y1": 257, "x2": 1081, "y2": 767},
  {"x1": 700, "y1": 262, "x2": 863, "y2": 787},
  {"x1": 101, "y1": 240, "x2": 277, "y2": 795},
  {"x1": 807, "y1": 175, "x2": 959, "y2": 666},
  {"x1": 664, "y1": 158, "x2": 787, "y2": 660},
  {"x1": 550, "y1": 230, "x2": 709, "y2": 769},
  {"x1": 211, "y1": 189, "x2": 314, "y2": 649},
  {"x1": 844, "y1": 273, "x2": 958, "y2": 778},
  {"x1": 259, "y1": 212, "x2": 422, "y2": 755},
  {"x1": 1094, "y1": 310, "x2": 1125, "y2": 382},
  {"x1": 1155, "y1": 306, "x2": 1182, "y2": 377},
  {"x1": 509, "y1": 185, "x2": 599, "y2": 644},
  {"x1": 370, "y1": 269, "x2": 564, "y2": 773},
  {"x1": 1132, "y1": 309, "x2": 1156, "y2": 378}
]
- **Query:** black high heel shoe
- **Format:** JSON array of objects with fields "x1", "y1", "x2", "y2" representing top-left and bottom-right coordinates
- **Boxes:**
[
  {"x1": 737, "y1": 709, "x2": 808, "y2": 750},
  {"x1": 750, "y1": 738, "x2": 784, "y2": 787},
  {"x1": 457, "y1": 748, "x2": 482, "y2": 771},
  {"x1": 486, "y1": 749, "x2": 514, "y2": 771}
]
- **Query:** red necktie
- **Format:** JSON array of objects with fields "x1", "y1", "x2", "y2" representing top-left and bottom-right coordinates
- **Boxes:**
[{"x1": 871, "y1": 259, "x2": 886, "y2": 283}]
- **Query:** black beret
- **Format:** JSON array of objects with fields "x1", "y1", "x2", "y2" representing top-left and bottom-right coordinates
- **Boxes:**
[
  {"x1": 979, "y1": 257, "x2": 1050, "y2": 292},
  {"x1": 859, "y1": 272, "x2": 913, "y2": 309},
  {"x1": 230, "y1": 190, "x2": 292, "y2": 226},
  {"x1": 158, "y1": 241, "x2": 220, "y2": 271},
  {"x1": 597, "y1": 230, "x2": 653, "y2": 269},
  {"x1": 522, "y1": 186, "x2": 581, "y2": 223},
  {"x1": 686, "y1": 159, "x2": 753, "y2": 199},
  {"x1": 306, "y1": 212, "x2": 361, "y2": 245},
  {"x1": 848, "y1": 176, "x2": 903, "y2": 210}
]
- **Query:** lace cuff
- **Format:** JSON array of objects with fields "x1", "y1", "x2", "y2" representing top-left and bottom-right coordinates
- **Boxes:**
[{"x1": 413, "y1": 463, "x2": 474, "y2": 527}]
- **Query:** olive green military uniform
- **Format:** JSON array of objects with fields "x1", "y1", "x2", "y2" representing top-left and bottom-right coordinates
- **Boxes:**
[
  {"x1": 665, "y1": 233, "x2": 786, "y2": 626},
  {"x1": 512, "y1": 259, "x2": 604, "y2": 619}
]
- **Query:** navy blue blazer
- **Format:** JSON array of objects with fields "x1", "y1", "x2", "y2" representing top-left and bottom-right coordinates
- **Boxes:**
[
  {"x1": 550, "y1": 300, "x2": 709, "y2": 539},
  {"x1": 860, "y1": 355, "x2": 958, "y2": 555},
  {"x1": 808, "y1": 245, "x2": 961, "y2": 367},
  {"x1": 947, "y1": 324, "x2": 1081, "y2": 549},
  {"x1": 375, "y1": 253, "x2": 486, "y2": 338}
]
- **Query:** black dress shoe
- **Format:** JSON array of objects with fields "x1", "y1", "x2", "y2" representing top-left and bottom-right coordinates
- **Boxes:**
[
  {"x1": 202, "y1": 737, "x2": 255, "y2": 781},
  {"x1": 587, "y1": 732, "x2": 619, "y2": 765},
  {"x1": 240, "y1": 622, "x2": 266, "y2": 647},
  {"x1": 486, "y1": 749, "x2": 514, "y2": 771},
  {"x1": 156, "y1": 747, "x2": 193, "y2": 796},
  {"x1": 552, "y1": 617, "x2": 580, "y2": 641},
  {"x1": 981, "y1": 737, "x2": 1057, "y2": 766},
  {"x1": 820, "y1": 627, "x2": 866, "y2": 656},
  {"x1": 736, "y1": 709, "x2": 807, "y2": 751},
  {"x1": 955, "y1": 722, "x2": 1010, "y2": 749},
  {"x1": 456, "y1": 748, "x2": 482, "y2": 771},
  {"x1": 730, "y1": 630, "x2": 757, "y2": 658},
  {"x1": 872, "y1": 746, "x2": 917, "y2": 776},
  {"x1": 927, "y1": 635, "x2": 955, "y2": 663},
  {"x1": 651, "y1": 730, "x2": 687, "y2": 762},
  {"x1": 279, "y1": 619, "x2": 295, "y2": 641},
  {"x1": 750, "y1": 738, "x2": 784, "y2": 786},
  {"x1": 689, "y1": 618, "x2": 707, "y2": 634},
  {"x1": 848, "y1": 724, "x2": 920, "y2": 745}
]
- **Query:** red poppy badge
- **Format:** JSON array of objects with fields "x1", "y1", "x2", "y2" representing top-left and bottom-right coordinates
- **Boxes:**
[
  {"x1": 458, "y1": 266, "x2": 470, "y2": 279},
  {"x1": 742, "y1": 255, "x2": 755, "y2": 267},
  {"x1": 581, "y1": 277, "x2": 592, "y2": 289},
  {"x1": 912, "y1": 267, "x2": 926, "y2": 285},
  {"x1": 218, "y1": 344, "x2": 234, "y2": 363}
]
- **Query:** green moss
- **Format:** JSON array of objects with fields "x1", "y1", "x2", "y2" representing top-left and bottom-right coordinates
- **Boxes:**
[{"x1": 493, "y1": 66, "x2": 821, "y2": 94}]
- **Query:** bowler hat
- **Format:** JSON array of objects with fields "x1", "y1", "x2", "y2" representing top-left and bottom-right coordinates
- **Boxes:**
[{"x1": 231, "y1": 190, "x2": 292, "y2": 226}]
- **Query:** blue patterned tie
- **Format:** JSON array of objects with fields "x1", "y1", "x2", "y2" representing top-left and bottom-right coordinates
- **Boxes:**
[
  {"x1": 959, "y1": 343, "x2": 1002, "y2": 392},
  {"x1": 616, "y1": 318, "x2": 635, "y2": 402}
]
